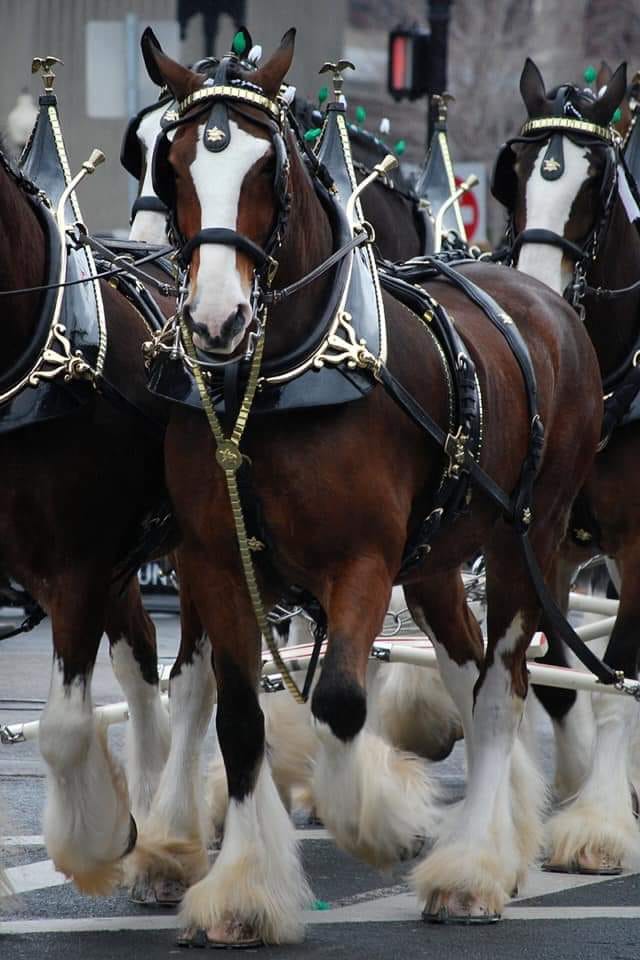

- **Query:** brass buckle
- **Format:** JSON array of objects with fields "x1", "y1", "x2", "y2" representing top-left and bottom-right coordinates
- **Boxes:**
[
  {"x1": 444, "y1": 426, "x2": 468, "y2": 478},
  {"x1": 265, "y1": 256, "x2": 279, "y2": 287}
]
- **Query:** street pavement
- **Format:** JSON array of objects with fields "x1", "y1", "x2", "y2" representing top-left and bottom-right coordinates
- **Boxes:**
[{"x1": 2, "y1": 612, "x2": 639, "y2": 960}]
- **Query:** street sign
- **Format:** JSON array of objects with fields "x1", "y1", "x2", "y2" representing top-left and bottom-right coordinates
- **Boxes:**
[{"x1": 455, "y1": 162, "x2": 487, "y2": 244}]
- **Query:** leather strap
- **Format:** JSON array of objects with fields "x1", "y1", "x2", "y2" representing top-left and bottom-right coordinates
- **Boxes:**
[
  {"x1": 376, "y1": 363, "x2": 618, "y2": 686},
  {"x1": 180, "y1": 228, "x2": 268, "y2": 269},
  {"x1": 511, "y1": 228, "x2": 585, "y2": 263}
]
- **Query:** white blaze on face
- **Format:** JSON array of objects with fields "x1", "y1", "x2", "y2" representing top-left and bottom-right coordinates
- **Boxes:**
[
  {"x1": 517, "y1": 139, "x2": 591, "y2": 295},
  {"x1": 187, "y1": 120, "x2": 270, "y2": 353},
  {"x1": 129, "y1": 103, "x2": 170, "y2": 244}
]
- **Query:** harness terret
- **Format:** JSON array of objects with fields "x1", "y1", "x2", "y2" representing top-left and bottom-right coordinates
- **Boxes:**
[{"x1": 147, "y1": 57, "x2": 636, "y2": 701}]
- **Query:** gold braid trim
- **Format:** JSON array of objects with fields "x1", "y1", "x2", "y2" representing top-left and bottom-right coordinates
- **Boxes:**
[{"x1": 180, "y1": 321, "x2": 308, "y2": 704}]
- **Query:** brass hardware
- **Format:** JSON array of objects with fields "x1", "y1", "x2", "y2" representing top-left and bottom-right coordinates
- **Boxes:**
[
  {"x1": 177, "y1": 85, "x2": 281, "y2": 121},
  {"x1": 206, "y1": 127, "x2": 226, "y2": 143},
  {"x1": 521, "y1": 117, "x2": 619, "y2": 144},
  {"x1": 313, "y1": 311, "x2": 379, "y2": 375},
  {"x1": 247, "y1": 537, "x2": 266, "y2": 552},
  {"x1": 164, "y1": 109, "x2": 179, "y2": 123},
  {"x1": 215, "y1": 440, "x2": 244, "y2": 474},
  {"x1": 83, "y1": 149, "x2": 106, "y2": 174},
  {"x1": 574, "y1": 528, "x2": 593, "y2": 542},
  {"x1": 444, "y1": 425, "x2": 469, "y2": 477},
  {"x1": 374, "y1": 154, "x2": 399, "y2": 177},
  {"x1": 522, "y1": 506, "x2": 533, "y2": 526},
  {"x1": 431, "y1": 92, "x2": 455, "y2": 125},
  {"x1": 266, "y1": 256, "x2": 279, "y2": 287},
  {"x1": 31, "y1": 56, "x2": 63, "y2": 92},
  {"x1": 319, "y1": 60, "x2": 355, "y2": 99},
  {"x1": 543, "y1": 157, "x2": 561, "y2": 173}
]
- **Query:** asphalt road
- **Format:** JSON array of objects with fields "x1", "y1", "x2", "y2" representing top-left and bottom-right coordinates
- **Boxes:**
[{"x1": 2, "y1": 613, "x2": 639, "y2": 960}]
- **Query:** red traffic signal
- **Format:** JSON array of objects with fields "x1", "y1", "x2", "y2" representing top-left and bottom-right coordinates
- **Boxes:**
[{"x1": 388, "y1": 26, "x2": 431, "y2": 102}]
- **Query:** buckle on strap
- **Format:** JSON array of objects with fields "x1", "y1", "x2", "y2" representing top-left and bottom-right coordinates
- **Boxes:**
[{"x1": 444, "y1": 425, "x2": 469, "y2": 477}]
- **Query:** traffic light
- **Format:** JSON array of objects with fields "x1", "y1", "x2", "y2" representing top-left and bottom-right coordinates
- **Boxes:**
[{"x1": 387, "y1": 26, "x2": 431, "y2": 102}]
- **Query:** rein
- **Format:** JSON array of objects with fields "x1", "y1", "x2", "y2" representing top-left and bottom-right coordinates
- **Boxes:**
[{"x1": 0, "y1": 240, "x2": 175, "y2": 298}]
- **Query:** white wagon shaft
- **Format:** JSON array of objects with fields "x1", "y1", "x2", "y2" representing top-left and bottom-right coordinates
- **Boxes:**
[{"x1": 3, "y1": 626, "x2": 638, "y2": 746}]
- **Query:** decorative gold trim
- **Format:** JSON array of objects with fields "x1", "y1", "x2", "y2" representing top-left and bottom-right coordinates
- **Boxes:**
[
  {"x1": 0, "y1": 321, "x2": 95, "y2": 406},
  {"x1": 47, "y1": 105, "x2": 107, "y2": 375},
  {"x1": 520, "y1": 117, "x2": 619, "y2": 144},
  {"x1": 177, "y1": 85, "x2": 280, "y2": 121}
]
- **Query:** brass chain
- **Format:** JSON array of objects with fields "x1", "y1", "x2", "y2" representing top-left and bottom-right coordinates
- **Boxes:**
[{"x1": 180, "y1": 319, "x2": 308, "y2": 704}]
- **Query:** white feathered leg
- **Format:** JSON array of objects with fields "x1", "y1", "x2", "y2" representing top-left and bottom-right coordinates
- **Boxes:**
[
  {"x1": 312, "y1": 719, "x2": 435, "y2": 867},
  {"x1": 413, "y1": 615, "x2": 541, "y2": 920},
  {"x1": 110, "y1": 640, "x2": 170, "y2": 825},
  {"x1": 124, "y1": 638, "x2": 215, "y2": 902},
  {"x1": 181, "y1": 757, "x2": 311, "y2": 945},
  {"x1": 39, "y1": 661, "x2": 133, "y2": 894},
  {"x1": 545, "y1": 691, "x2": 640, "y2": 873}
]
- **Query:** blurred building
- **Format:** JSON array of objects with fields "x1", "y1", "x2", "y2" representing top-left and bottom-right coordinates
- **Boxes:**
[{"x1": 0, "y1": 0, "x2": 348, "y2": 233}]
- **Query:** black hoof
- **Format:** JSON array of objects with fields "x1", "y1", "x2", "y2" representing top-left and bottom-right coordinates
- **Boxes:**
[{"x1": 123, "y1": 814, "x2": 138, "y2": 858}]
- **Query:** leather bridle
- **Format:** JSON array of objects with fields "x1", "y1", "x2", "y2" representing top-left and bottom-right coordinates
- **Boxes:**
[{"x1": 495, "y1": 116, "x2": 622, "y2": 308}]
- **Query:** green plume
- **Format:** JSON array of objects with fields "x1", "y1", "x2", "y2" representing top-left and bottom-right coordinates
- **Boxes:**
[
  {"x1": 584, "y1": 65, "x2": 597, "y2": 84},
  {"x1": 355, "y1": 105, "x2": 366, "y2": 124},
  {"x1": 304, "y1": 128, "x2": 322, "y2": 142},
  {"x1": 318, "y1": 86, "x2": 329, "y2": 104},
  {"x1": 613, "y1": 107, "x2": 622, "y2": 123},
  {"x1": 394, "y1": 139, "x2": 406, "y2": 156},
  {"x1": 232, "y1": 31, "x2": 247, "y2": 56}
]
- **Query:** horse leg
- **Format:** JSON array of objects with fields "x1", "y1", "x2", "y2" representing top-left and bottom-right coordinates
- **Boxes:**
[
  {"x1": 370, "y1": 585, "x2": 464, "y2": 762},
  {"x1": 39, "y1": 578, "x2": 136, "y2": 894},
  {"x1": 179, "y1": 557, "x2": 311, "y2": 947},
  {"x1": 545, "y1": 544, "x2": 640, "y2": 874},
  {"x1": 124, "y1": 574, "x2": 215, "y2": 905},
  {"x1": 412, "y1": 537, "x2": 549, "y2": 921},
  {"x1": 534, "y1": 552, "x2": 595, "y2": 800},
  {"x1": 310, "y1": 557, "x2": 436, "y2": 868},
  {"x1": 106, "y1": 576, "x2": 170, "y2": 826}
]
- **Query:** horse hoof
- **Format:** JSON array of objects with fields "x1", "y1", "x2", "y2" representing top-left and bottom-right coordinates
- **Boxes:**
[
  {"x1": 123, "y1": 814, "x2": 138, "y2": 858},
  {"x1": 422, "y1": 893, "x2": 501, "y2": 925},
  {"x1": 543, "y1": 857, "x2": 622, "y2": 876},
  {"x1": 154, "y1": 878, "x2": 186, "y2": 905},
  {"x1": 399, "y1": 835, "x2": 426, "y2": 861},
  {"x1": 177, "y1": 923, "x2": 264, "y2": 949},
  {"x1": 130, "y1": 876, "x2": 186, "y2": 907}
]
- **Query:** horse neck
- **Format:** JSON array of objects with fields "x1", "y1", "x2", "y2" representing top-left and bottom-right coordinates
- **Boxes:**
[
  {"x1": 264, "y1": 134, "x2": 334, "y2": 359},
  {"x1": 0, "y1": 159, "x2": 46, "y2": 369},
  {"x1": 585, "y1": 192, "x2": 640, "y2": 377}
]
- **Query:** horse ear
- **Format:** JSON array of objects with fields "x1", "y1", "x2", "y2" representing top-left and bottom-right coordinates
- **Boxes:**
[
  {"x1": 597, "y1": 60, "x2": 612, "y2": 89},
  {"x1": 520, "y1": 58, "x2": 547, "y2": 117},
  {"x1": 591, "y1": 62, "x2": 627, "y2": 125},
  {"x1": 140, "y1": 25, "x2": 200, "y2": 101},
  {"x1": 248, "y1": 28, "x2": 296, "y2": 98}
]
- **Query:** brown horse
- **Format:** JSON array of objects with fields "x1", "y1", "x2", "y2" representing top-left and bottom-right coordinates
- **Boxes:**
[
  {"x1": 141, "y1": 30, "x2": 601, "y2": 944},
  {"x1": 0, "y1": 148, "x2": 174, "y2": 896},
  {"x1": 492, "y1": 59, "x2": 640, "y2": 873},
  {"x1": 123, "y1": 80, "x2": 429, "y2": 258}
]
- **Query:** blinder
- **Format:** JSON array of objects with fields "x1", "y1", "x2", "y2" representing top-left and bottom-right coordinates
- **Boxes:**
[
  {"x1": 120, "y1": 94, "x2": 174, "y2": 180},
  {"x1": 491, "y1": 141, "x2": 518, "y2": 208},
  {"x1": 151, "y1": 129, "x2": 175, "y2": 210}
]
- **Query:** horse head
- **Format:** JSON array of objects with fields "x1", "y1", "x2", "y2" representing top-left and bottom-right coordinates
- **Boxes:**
[
  {"x1": 492, "y1": 57, "x2": 627, "y2": 296},
  {"x1": 141, "y1": 26, "x2": 295, "y2": 356}
]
